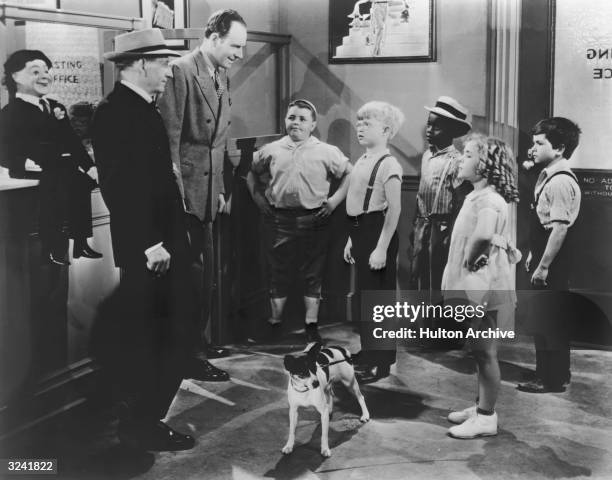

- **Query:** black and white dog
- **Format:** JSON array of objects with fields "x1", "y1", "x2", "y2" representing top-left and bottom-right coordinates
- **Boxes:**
[{"x1": 282, "y1": 343, "x2": 370, "y2": 457}]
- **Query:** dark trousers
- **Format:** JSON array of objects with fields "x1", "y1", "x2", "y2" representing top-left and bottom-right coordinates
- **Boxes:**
[
  {"x1": 91, "y1": 264, "x2": 193, "y2": 425},
  {"x1": 529, "y1": 288, "x2": 572, "y2": 387},
  {"x1": 39, "y1": 171, "x2": 68, "y2": 255},
  {"x1": 185, "y1": 214, "x2": 214, "y2": 353},
  {"x1": 529, "y1": 207, "x2": 573, "y2": 388},
  {"x1": 409, "y1": 216, "x2": 452, "y2": 291},
  {"x1": 39, "y1": 169, "x2": 94, "y2": 254},
  {"x1": 66, "y1": 170, "x2": 95, "y2": 241},
  {"x1": 349, "y1": 212, "x2": 398, "y2": 366},
  {"x1": 535, "y1": 333, "x2": 570, "y2": 387}
]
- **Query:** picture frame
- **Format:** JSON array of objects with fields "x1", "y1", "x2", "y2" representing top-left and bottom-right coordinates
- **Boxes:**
[
  {"x1": 140, "y1": 0, "x2": 189, "y2": 49},
  {"x1": 329, "y1": 0, "x2": 436, "y2": 63}
]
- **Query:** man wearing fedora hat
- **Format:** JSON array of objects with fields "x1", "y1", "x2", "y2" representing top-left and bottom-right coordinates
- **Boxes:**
[
  {"x1": 91, "y1": 28, "x2": 195, "y2": 451},
  {"x1": 157, "y1": 9, "x2": 247, "y2": 381},
  {"x1": 409, "y1": 96, "x2": 473, "y2": 297}
]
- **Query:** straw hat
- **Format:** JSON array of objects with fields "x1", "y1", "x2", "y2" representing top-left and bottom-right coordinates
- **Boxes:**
[
  {"x1": 424, "y1": 96, "x2": 472, "y2": 132},
  {"x1": 104, "y1": 29, "x2": 181, "y2": 62}
]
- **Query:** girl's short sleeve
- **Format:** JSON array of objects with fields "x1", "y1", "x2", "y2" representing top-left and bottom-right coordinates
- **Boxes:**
[{"x1": 474, "y1": 190, "x2": 504, "y2": 214}]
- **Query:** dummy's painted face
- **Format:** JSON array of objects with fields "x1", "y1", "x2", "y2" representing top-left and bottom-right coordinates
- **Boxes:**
[
  {"x1": 285, "y1": 106, "x2": 316, "y2": 142},
  {"x1": 530, "y1": 134, "x2": 560, "y2": 165},
  {"x1": 458, "y1": 140, "x2": 483, "y2": 182},
  {"x1": 209, "y1": 21, "x2": 247, "y2": 70},
  {"x1": 356, "y1": 116, "x2": 388, "y2": 148},
  {"x1": 12, "y1": 59, "x2": 52, "y2": 97}
]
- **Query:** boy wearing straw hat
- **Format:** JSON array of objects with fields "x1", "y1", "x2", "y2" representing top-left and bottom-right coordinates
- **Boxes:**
[{"x1": 409, "y1": 96, "x2": 472, "y2": 294}]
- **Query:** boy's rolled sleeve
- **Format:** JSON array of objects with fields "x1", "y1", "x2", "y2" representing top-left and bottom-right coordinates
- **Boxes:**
[
  {"x1": 547, "y1": 176, "x2": 579, "y2": 225},
  {"x1": 382, "y1": 156, "x2": 403, "y2": 184},
  {"x1": 251, "y1": 147, "x2": 270, "y2": 174},
  {"x1": 326, "y1": 146, "x2": 350, "y2": 178}
]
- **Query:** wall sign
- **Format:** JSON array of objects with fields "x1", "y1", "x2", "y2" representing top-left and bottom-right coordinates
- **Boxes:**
[
  {"x1": 576, "y1": 169, "x2": 612, "y2": 200},
  {"x1": 554, "y1": 1, "x2": 612, "y2": 169},
  {"x1": 25, "y1": 22, "x2": 103, "y2": 108}
]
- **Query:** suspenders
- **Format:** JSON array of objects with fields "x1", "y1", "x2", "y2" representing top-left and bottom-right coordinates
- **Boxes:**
[
  {"x1": 362, "y1": 153, "x2": 391, "y2": 214},
  {"x1": 533, "y1": 170, "x2": 579, "y2": 208}
]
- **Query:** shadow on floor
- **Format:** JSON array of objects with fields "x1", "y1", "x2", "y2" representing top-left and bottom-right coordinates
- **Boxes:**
[
  {"x1": 264, "y1": 422, "x2": 362, "y2": 480},
  {"x1": 465, "y1": 429, "x2": 593, "y2": 479},
  {"x1": 404, "y1": 347, "x2": 537, "y2": 384}
]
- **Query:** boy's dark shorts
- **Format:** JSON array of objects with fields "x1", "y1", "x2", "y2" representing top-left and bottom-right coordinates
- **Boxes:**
[{"x1": 266, "y1": 207, "x2": 330, "y2": 298}]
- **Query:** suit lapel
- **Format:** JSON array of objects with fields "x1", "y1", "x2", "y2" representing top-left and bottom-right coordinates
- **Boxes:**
[
  {"x1": 216, "y1": 73, "x2": 231, "y2": 136},
  {"x1": 192, "y1": 50, "x2": 219, "y2": 121}
]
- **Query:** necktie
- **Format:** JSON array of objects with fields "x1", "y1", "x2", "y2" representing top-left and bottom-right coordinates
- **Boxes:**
[
  {"x1": 214, "y1": 70, "x2": 225, "y2": 98},
  {"x1": 39, "y1": 98, "x2": 50, "y2": 114}
]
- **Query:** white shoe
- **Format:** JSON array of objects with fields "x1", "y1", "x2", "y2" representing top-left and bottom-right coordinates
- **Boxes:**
[
  {"x1": 447, "y1": 405, "x2": 477, "y2": 424},
  {"x1": 448, "y1": 412, "x2": 498, "y2": 439}
]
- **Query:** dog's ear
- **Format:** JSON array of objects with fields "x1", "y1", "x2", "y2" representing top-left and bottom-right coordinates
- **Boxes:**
[
  {"x1": 306, "y1": 342, "x2": 322, "y2": 359},
  {"x1": 283, "y1": 355, "x2": 295, "y2": 372},
  {"x1": 306, "y1": 344, "x2": 321, "y2": 375}
]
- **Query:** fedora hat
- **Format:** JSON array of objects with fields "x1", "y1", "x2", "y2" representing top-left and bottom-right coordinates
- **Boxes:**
[
  {"x1": 104, "y1": 29, "x2": 181, "y2": 61},
  {"x1": 424, "y1": 96, "x2": 472, "y2": 131}
]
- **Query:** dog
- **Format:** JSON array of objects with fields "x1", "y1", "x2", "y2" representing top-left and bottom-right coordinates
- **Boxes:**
[{"x1": 282, "y1": 343, "x2": 370, "y2": 457}]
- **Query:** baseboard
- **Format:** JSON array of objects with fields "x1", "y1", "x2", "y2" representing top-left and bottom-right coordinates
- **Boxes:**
[{"x1": 0, "y1": 358, "x2": 99, "y2": 441}]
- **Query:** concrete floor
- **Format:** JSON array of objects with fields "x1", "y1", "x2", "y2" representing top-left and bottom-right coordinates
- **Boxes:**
[{"x1": 8, "y1": 323, "x2": 612, "y2": 480}]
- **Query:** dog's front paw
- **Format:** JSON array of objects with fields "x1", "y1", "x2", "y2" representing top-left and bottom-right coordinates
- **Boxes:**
[
  {"x1": 281, "y1": 443, "x2": 294, "y2": 455},
  {"x1": 360, "y1": 413, "x2": 370, "y2": 422},
  {"x1": 321, "y1": 447, "x2": 331, "y2": 457}
]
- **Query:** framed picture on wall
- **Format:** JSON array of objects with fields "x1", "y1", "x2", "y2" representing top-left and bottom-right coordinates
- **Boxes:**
[
  {"x1": 329, "y1": 0, "x2": 436, "y2": 63},
  {"x1": 140, "y1": 0, "x2": 189, "y2": 49}
]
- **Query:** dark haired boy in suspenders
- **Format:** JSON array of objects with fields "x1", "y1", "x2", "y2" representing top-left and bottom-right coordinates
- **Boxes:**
[{"x1": 518, "y1": 117, "x2": 582, "y2": 394}]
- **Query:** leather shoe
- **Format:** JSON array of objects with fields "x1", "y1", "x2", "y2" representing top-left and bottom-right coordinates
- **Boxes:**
[
  {"x1": 119, "y1": 421, "x2": 195, "y2": 451},
  {"x1": 355, "y1": 363, "x2": 391, "y2": 384},
  {"x1": 185, "y1": 358, "x2": 229, "y2": 381},
  {"x1": 47, "y1": 253, "x2": 70, "y2": 266},
  {"x1": 206, "y1": 345, "x2": 230, "y2": 359},
  {"x1": 517, "y1": 378, "x2": 565, "y2": 393},
  {"x1": 74, "y1": 243, "x2": 103, "y2": 259}
]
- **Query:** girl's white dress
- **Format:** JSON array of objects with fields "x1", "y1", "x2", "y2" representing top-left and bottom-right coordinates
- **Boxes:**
[{"x1": 442, "y1": 185, "x2": 518, "y2": 330}]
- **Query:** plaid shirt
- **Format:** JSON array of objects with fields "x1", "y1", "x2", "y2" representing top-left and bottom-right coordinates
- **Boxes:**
[{"x1": 416, "y1": 145, "x2": 462, "y2": 216}]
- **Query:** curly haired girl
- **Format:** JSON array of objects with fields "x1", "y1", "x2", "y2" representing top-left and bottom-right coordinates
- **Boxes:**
[{"x1": 441, "y1": 134, "x2": 521, "y2": 439}]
